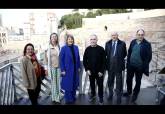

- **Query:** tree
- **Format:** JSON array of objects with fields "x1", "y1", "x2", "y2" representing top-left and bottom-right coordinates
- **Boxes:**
[
  {"x1": 60, "y1": 13, "x2": 84, "y2": 29},
  {"x1": 114, "y1": 9, "x2": 129, "y2": 13},
  {"x1": 98, "y1": 9, "x2": 129, "y2": 14},
  {"x1": 85, "y1": 12, "x2": 96, "y2": 18},
  {"x1": 73, "y1": 9, "x2": 79, "y2": 11},
  {"x1": 87, "y1": 9, "x2": 93, "y2": 11},
  {"x1": 100, "y1": 9, "x2": 111, "y2": 14},
  {"x1": 60, "y1": 9, "x2": 130, "y2": 29},
  {"x1": 95, "y1": 9, "x2": 102, "y2": 16}
]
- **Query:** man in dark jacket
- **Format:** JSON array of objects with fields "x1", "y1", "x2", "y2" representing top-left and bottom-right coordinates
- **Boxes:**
[
  {"x1": 83, "y1": 34, "x2": 106, "y2": 105},
  {"x1": 123, "y1": 29, "x2": 152, "y2": 103},
  {"x1": 105, "y1": 32, "x2": 127, "y2": 104}
]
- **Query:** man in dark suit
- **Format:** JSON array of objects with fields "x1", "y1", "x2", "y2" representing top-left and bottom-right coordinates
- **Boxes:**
[
  {"x1": 105, "y1": 32, "x2": 127, "y2": 104},
  {"x1": 123, "y1": 29, "x2": 152, "y2": 103}
]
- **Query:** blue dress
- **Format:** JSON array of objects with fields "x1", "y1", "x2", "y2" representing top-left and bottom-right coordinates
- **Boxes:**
[{"x1": 59, "y1": 44, "x2": 80, "y2": 103}]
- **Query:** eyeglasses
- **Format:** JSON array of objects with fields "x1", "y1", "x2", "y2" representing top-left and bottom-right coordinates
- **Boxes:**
[
  {"x1": 90, "y1": 39, "x2": 97, "y2": 40},
  {"x1": 137, "y1": 34, "x2": 144, "y2": 36}
]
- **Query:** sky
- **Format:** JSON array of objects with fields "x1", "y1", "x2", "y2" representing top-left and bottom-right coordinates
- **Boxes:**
[{"x1": 0, "y1": 9, "x2": 73, "y2": 28}]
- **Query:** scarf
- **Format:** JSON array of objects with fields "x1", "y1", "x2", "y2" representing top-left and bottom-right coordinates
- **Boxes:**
[{"x1": 27, "y1": 53, "x2": 41, "y2": 78}]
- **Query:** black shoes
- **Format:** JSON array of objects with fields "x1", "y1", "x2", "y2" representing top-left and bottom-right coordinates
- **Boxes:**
[
  {"x1": 52, "y1": 101, "x2": 61, "y2": 105},
  {"x1": 89, "y1": 95, "x2": 96, "y2": 102},
  {"x1": 131, "y1": 94, "x2": 138, "y2": 102},
  {"x1": 123, "y1": 92, "x2": 138, "y2": 102},
  {"x1": 123, "y1": 92, "x2": 131, "y2": 97},
  {"x1": 117, "y1": 97, "x2": 121, "y2": 105},
  {"x1": 107, "y1": 95, "x2": 113, "y2": 101},
  {"x1": 99, "y1": 98, "x2": 104, "y2": 105}
]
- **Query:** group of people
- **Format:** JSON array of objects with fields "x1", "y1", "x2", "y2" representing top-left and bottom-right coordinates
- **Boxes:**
[
  {"x1": 21, "y1": 33, "x2": 80, "y2": 105},
  {"x1": 20, "y1": 28, "x2": 152, "y2": 105}
]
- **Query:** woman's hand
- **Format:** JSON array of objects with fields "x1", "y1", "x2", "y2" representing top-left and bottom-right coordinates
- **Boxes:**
[
  {"x1": 87, "y1": 70, "x2": 91, "y2": 76},
  {"x1": 98, "y1": 72, "x2": 103, "y2": 77},
  {"x1": 61, "y1": 71, "x2": 66, "y2": 76},
  {"x1": 45, "y1": 70, "x2": 48, "y2": 76}
]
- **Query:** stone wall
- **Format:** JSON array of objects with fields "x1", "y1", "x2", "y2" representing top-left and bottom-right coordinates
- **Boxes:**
[{"x1": 69, "y1": 10, "x2": 165, "y2": 71}]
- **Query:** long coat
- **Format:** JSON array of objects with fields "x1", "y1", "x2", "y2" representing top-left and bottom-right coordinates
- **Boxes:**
[
  {"x1": 105, "y1": 39, "x2": 127, "y2": 72},
  {"x1": 127, "y1": 38, "x2": 152, "y2": 76},
  {"x1": 59, "y1": 45, "x2": 80, "y2": 91},
  {"x1": 21, "y1": 56, "x2": 37, "y2": 89}
]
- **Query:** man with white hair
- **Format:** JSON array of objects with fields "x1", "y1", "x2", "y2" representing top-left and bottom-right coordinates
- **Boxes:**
[
  {"x1": 83, "y1": 34, "x2": 106, "y2": 105},
  {"x1": 105, "y1": 32, "x2": 127, "y2": 104}
]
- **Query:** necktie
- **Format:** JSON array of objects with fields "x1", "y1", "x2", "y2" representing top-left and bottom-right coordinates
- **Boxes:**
[{"x1": 112, "y1": 41, "x2": 115, "y2": 56}]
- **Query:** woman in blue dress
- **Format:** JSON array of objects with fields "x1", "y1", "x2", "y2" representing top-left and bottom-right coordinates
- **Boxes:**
[{"x1": 60, "y1": 34, "x2": 81, "y2": 104}]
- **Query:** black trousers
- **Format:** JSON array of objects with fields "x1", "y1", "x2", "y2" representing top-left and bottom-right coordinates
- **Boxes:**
[
  {"x1": 108, "y1": 71, "x2": 123, "y2": 97},
  {"x1": 27, "y1": 78, "x2": 41, "y2": 105},
  {"x1": 126, "y1": 65, "x2": 143, "y2": 96},
  {"x1": 89, "y1": 73, "x2": 104, "y2": 99},
  {"x1": 160, "y1": 96, "x2": 165, "y2": 105}
]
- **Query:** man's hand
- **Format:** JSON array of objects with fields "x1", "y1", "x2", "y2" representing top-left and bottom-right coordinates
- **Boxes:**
[
  {"x1": 98, "y1": 72, "x2": 103, "y2": 77},
  {"x1": 87, "y1": 70, "x2": 91, "y2": 76}
]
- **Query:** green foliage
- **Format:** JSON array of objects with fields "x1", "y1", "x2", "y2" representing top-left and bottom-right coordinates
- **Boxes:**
[
  {"x1": 95, "y1": 10, "x2": 102, "y2": 16},
  {"x1": 60, "y1": 13, "x2": 84, "y2": 29},
  {"x1": 98, "y1": 9, "x2": 129, "y2": 14},
  {"x1": 60, "y1": 9, "x2": 130, "y2": 29},
  {"x1": 85, "y1": 12, "x2": 96, "y2": 18},
  {"x1": 72, "y1": 9, "x2": 79, "y2": 12}
]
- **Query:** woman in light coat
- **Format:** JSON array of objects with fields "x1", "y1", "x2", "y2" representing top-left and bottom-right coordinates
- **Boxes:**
[
  {"x1": 44, "y1": 33, "x2": 61, "y2": 104},
  {"x1": 21, "y1": 43, "x2": 43, "y2": 105}
]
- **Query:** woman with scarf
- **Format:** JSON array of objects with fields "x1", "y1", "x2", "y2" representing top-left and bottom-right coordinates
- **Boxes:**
[{"x1": 21, "y1": 43, "x2": 44, "y2": 105}]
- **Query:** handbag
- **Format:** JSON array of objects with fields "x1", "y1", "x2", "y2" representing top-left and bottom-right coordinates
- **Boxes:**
[{"x1": 40, "y1": 65, "x2": 46, "y2": 80}]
